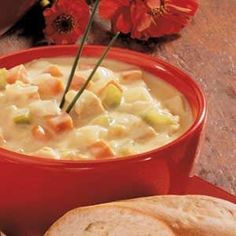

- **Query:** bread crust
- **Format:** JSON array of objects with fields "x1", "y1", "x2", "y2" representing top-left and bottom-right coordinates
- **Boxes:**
[
  {"x1": 45, "y1": 195, "x2": 236, "y2": 236},
  {"x1": 112, "y1": 195, "x2": 236, "y2": 236},
  {"x1": 45, "y1": 205, "x2": 175, "y2": 236}
]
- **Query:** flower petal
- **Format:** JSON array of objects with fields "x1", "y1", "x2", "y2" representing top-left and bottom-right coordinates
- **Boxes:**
[
  {"x1": 130, "y1": 1, "x2": 152, "y2": 32},
  {"x1": 99, "y1": 0, "x2": 130, "y2": 19},
  {"x1": 112, "y1": 7, "x2": 132, "y2": 33}
]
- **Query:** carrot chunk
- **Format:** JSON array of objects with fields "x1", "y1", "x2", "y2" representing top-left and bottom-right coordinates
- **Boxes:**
[
  {"x1": 71, "y1": 74, "x2": 86, "y2": 90},
  {"x1": 89, "y1": 140, "x2": 114, "y2": 159},
  {"x1": 46, "y1": 65, "x2": 63, "y2": 77},
  {"x1": 7, "y1": 65, "x2": 29, "y2": 84},
  {"x1": 121, "y1": 70, "x2": 143, "y2": 81},
  {"x1": 37, "y1": 76, "x2": 64, "y2": 96},
  {"x1": 46, "y1": 112, "x2": 73, "y2": 133},
  {"x1": 32, "y1": 125, "x2": 50, "y2": 142}
]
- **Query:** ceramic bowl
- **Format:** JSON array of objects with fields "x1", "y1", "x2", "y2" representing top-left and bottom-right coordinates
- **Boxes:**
[{"x1": 0, "y1": 45, "x2": 206, "y2": 235}]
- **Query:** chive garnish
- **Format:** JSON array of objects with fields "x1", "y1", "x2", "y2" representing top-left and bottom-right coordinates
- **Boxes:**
[
  {"x1": 66, "y1": 32, "x2": 120, "y2": 113},
  {"x1": 59, "y1": 0, "x2": 100, "y2": 109}
]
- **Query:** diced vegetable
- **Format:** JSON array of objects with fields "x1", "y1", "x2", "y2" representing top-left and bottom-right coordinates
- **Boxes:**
[
  {"x1": 87, "y1": 67, "x2": 119, "y2": 94},
  {"x1": 74, "y1": 90, "x2": 105, "y2": 119},
  {"x1": 29, "y1": 100, "x2": 60, "y2": 117},
  {"x1": 91, "y1": 114, "x2": 112, "y2": 127},
  {"x1": 7, "y1": 65, "x2": 29, "y2": 84},
  {"x1": 5, "y1": 82, "x2": 39, "y2": 104},
  {"x1": 32, "y1": 74, "x2": 64, "y2": 97},
  {"x1": 119, "y1": 142, "x2": 136, "y2": 156},
  {"x1": 118, "y1": 101, "x2": 152, "y2": 116},
  {"x1": 45, "y1": 65, "x2": 63, "y2": 77},
  {"x1": 89, "y1": 140, "x2": 114, "y2": 159},
  {"x1": 121, "y1": 70, "x2": 143, "y2": 81},
  {"x1": 32, "y1": 125, "x2": 50, "y2": 142},
  {"x1": 60, "y1": 150, "x2": 77, "y2": 159},
  {"x1": 124, "y1": 87, "x2": 152, "y2": 103},
  {"x1": 73, "y1": 125, "x2": 107, "y2": 149},
  {"x1": 65, "y1": 90, "x2": 77, "y2": 103},
  {"x1": 13, "y1": 110, "x2": 31, "y2": 124},
  {"x1": 142, "y1": 108, "x2": 177, "y2": 131},
  {"x1": 33, "y1": 147, "x2": 59, "y2": 159},
  {"x1": 46, "y1": 112, "x2": 73, "y2": 133},
  {"x1": 0, "y1": 68, "x2": 8, "y2": 89},
  {"x1": 71, "y1": 74, "x2": 86, "y2": 90},
  {"x1": 100, "y1": 81, "x2": 123, "y2": 108},
  {"x1": 60, "y1": 150, "x2": 89, "y2": 160},
  {"x1": 108, "y1": 124, "x2": 127, "y2": 138},
  {"x1": 92, "y1": 67, "x2": 117, "y2": 82},
  {"x1": 164, "y1": 95, "x2": 186, "y2": 115},
  {"x1": 134, "y1": 126, "x2": 156, "y2": 142}
]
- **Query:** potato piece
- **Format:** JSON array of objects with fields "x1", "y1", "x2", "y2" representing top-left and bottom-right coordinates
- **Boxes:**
[
  {"x1": 5, "y1": 82, "x2": 39, "y2": 105},
  {"x1": 89, "y1": 140, "x2": 114, "y2": 159},
  {"x1": 118, "y1": 101, "x2": 153, "y2": 116},
  {"x1": 124, "y1": 87, "x2": 152, "y2": 103},
  {"x1": 127, "y1": 118, "x2": 157, "y2": 142},
  {"x1": 60, "y1": 150, "x2": 79, "y2": 160},
  {"x1": 73, "y1": 125, "x2": 107, "y2": 149},
  {"x1": 7, "y1": 65, "x2": 29, "y2": 84},
  {"x1": 86, "y1": 67, "x2": 119, "y2": 94},
  {"x1": 74, "y1": 90, "x2": 105, "y2": 119},
  {"x1": 91, "y1": 114, "x2": 112, "y2": 128},
  {"x1": 45, "y1": 112, "x2": 73, "y2": 133},
  {"x1": 33, "y1": 147, "x2": 59, "y2": 159},
  {"x1": 32, "y1": 73, "x2": 64, "y2": 97},
  {"x1": 29, "y1": 100, "x2": 60, "y2": 117},
  {"x1": 163, "y1": 95, "x2": 186, "y2": 115},
  {"x1": 108, "y1": 124, "x2": 127, "y2": 138},
  {"x1": 100, "y1": 82, "x2": 123, "y2": 108},
  {"x1": 91, "y1": 67, "x2": 118, "y2": 82},
  {"x1": 65, "y1": 90, "x2": 77, "y2": 103},
  {"x1": 118, "y1": 140, "x2": 137, "y2": 156}
]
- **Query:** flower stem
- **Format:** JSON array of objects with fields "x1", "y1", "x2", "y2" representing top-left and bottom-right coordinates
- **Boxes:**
[
  {"x1": 66, "y1": 32, "x2": 120, "y2": 114},
  {"x1": 59, "y1": 0, "x2": 100, "y2": 109}
]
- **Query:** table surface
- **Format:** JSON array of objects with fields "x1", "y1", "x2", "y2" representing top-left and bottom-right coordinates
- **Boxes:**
[{"x1": 0, "y1": 0, "x2": 235, "y2": 194}]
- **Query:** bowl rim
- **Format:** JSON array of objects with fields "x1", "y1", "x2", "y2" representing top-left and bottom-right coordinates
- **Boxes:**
[{"x1": 0, "y1": 45, "x2": 207, "y2": 168}]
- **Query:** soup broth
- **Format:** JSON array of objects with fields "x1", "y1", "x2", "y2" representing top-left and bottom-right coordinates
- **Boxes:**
[{"x1": 0, "y1": 57, "x2": 192, "y2": 160}]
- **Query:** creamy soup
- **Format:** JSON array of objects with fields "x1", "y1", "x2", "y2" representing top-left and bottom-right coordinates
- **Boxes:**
[{"x1": 0, "y1": 58, "x2": 192, "y2": 160}]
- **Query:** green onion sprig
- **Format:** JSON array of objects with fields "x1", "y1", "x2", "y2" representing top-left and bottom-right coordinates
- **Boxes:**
[
  {"x1": 66, "y1": 32, "x2": 120, "y2": 113},
  {"x1": 59, "y1": 0, "x2": 100, "y2": 109}
]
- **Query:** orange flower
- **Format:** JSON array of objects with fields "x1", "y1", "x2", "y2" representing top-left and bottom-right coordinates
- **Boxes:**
[
  {"x1": 99, "y1": 0, "x2": 198, "y2": 40},
  {"x1": 43, "y1": 0, "x2": 89, "y2": 44}
]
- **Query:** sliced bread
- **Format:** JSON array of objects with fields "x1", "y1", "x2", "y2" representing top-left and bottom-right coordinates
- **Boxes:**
[{"x1": 45, "y1": 205, "x2": 174, "y2": 236}]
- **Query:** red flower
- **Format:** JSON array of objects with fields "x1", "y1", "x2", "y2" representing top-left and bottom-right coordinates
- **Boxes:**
[
  {"x1": 43, "y1": 0, "x2": 89, "y2": 44},
  {"x1": 99, "y1": 0, "x2": 198, "y2": 40}
]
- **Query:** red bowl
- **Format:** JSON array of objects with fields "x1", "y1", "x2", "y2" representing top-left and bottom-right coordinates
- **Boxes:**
[
  {"x1": 0, "y1": 45, "x2": 206, "y2": 235},
  {"x1": 0, "y1": 0, "x2": 35, "y2": 35}
]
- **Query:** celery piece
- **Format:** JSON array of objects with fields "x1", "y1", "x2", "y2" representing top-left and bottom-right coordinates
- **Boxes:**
[
  {"x1": 142, "y1": 108, "x2": 175, "y2": 129},
  {"x1": 92, "y1": 114, "x2": 112, "y2": 127},
  {"x1": 0, "y1": 68, "x2": 8, "y2": 89},
  {"x1": 102, "y1": 83, "x2": 122, "y2": 108},
  {"x1": 13, "y1": 111, "x2": 31, "y2": 124}
]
